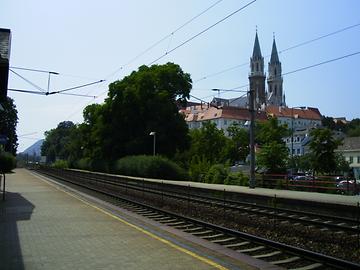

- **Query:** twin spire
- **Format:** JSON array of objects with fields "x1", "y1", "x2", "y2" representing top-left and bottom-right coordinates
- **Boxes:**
[
  {"x1": 251, "y1": 32, "x2": 280, "y2": 63},
  {"x1": 249, "y1": 31, "x2": 285, "y2": 108}
]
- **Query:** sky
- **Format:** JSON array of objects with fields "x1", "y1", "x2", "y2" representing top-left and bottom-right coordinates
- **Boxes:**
[{"x1": 1, "y1": 0, "x2": 360, "y2": 152}]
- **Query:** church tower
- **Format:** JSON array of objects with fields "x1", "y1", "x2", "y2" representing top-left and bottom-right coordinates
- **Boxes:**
[
  {"x1": 267, "y1": 37, "x2": 285, "y2": 106},
  {"x1": 249, "y1": 32, "x2": 266, "y2": 109}
]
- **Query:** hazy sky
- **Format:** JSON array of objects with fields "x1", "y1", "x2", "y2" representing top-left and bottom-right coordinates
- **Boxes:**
[{"x1": 1, "y1": 0, "x2": 360, "y2": 152}]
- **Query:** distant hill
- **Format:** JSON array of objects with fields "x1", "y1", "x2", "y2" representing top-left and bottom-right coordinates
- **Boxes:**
[{"x1": 21, "y1": 139, "x2": 44, "y2": 157}]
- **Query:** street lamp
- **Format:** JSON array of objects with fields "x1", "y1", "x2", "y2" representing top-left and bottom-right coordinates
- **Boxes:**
[
  {"x1": 149, "y1": 132, "x2": 156, "y2": 156},
  {"x1": 0, "y1": 28, "x2": 11, "y2": 101}
]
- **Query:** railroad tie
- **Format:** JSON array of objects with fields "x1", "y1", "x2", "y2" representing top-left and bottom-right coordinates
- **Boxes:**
[
  {"x1": 183, "y1": 227, "x2": 204, "y2": 232},
  {"x1": 223, "y1": 241, "x2": 250, "y2": 248},
  {"x1": 270, "y1": 256, "x2": 300, "y2": 265},
  {"x1": 237, "y1": 246, "x2": 265, "y2": 253},
  {"x1": 191, "y1": 230, "x2": 213, "y2": 236},
  {"x1": 201, "y1": 233, "x2": 224, "y2": 240},
  {"x1": 290, "y1": 262, "x2": 323, "y2": 270},
  {"x1": 211, "y1": 237, "x2": 236, "y2": 244},
  {"x1": 253, "y1": 250, "x2": 282, "y2": 259}
]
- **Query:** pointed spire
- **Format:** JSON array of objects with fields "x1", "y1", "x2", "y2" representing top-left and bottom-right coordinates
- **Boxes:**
[
  {"x1": 270, "y1": 38, "x2": 279, "y2": 63},
  {"x1": 252, "y1": 32, "x2": 262, "y2": 58}
]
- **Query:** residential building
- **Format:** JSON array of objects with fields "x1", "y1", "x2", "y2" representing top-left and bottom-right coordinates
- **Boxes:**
[
  {"x1": 266, "y1": 106, "x2": 322, "y2": 156},
  {"x1": 266, "y1": 106, "x2": 322, "y2": 130},
  {"x1": 336, "y1": 137, "x2": 360, "y2": 179},
  {"x1": 183, "y1": 105, "x2": 267, "y2": 135}
]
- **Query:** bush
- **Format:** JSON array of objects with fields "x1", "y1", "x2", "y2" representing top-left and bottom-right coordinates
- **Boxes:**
[
  {"x1": 90, "y1": 158, "x2": 110, "y2": 173},
  {"x1": 189, "y1": 155, "x2": 211, "y2": 182},
  {"x1": 224, "y1": 171, "x2": 249, "y2": 186},
  {"x1": 74, "y1": 158, "x2": 92, "y2": 171},
  {"x1": 113, "y1": 155, "x2": 188, "y2": 181},
  {"x1": 0, "y1": 151, "x2": 16, "y2": 173},
  {"x1": 52, "y1": 160, "x2": 69, "y2": 169},
  {"x1": 204, "y1": 164, "x2": 229, "y2": 184}
]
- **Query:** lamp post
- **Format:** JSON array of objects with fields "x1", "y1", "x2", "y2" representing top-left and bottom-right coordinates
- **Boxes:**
[
  {"x1": 0, "y1": 28, "x2": 11, "y2": 101},
  {"x1": 149, "y1": 132, "x2": 156, "y2": 156},
  {"x1": 248, "y1": 88, "x2": 256, "y2": 188}
]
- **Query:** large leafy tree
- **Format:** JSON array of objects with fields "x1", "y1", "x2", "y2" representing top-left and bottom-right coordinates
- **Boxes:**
[
  {"x1": 0, "y1": 97, "x2": 18, "y2": 155},
  {"x1": 309, "y1": 128, "x2": 342, "y2": 174},
  {"x1": 224, "y1": 123, "x2": 249, "y2": 163},
  {"x1": 66, "y1": 104, "x2": 103, "y2": 163},
  {"x1": 256, "y1": 117, "x2": 289, "y2": 173},
  {"x1": 97, "y1": 63, "x2": 192, "y2": 161},
  {"x1": 189, "y1": 122, "x2": 228, "y2": 164},
  {"x1": 41, "y1": 121, "x2": 76, "y2": 163},
  {"x1": 188, "y1": 122, "x2": 228, "y2": 181}
]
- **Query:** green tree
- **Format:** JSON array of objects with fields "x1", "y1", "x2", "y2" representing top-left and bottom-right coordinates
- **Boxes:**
[
  {"x1": 347, "y1": 118, "x2": 360, "y2": 137},
  {"x1": 224, "y1": 123, "x2": 249, "y2": 163},
  {"x1": 41, "y1": 121, "x2": 76, "y2": 163},
  {"x1": 309, "y1": 128, "x2": 342, "y2": 174},
  {"x1": 189, "y1": 122, "x2": 227, "y2": 164},
  {"x1": 256, "y1": 117, "x2": 289, "y2": 173},
  {"x1": 97, "y1": 63, "x2": 192, "y2": 161},
  {"x1": 334, "y1": 153, "x2": 350, "y2": 174},
  {"x1": 0, "y1": 151, "x2": 16, "y2": 173},
  {"x1": 188, "y1": 122, "x2": 228, "y2": 181},
  {"x1": 0, "y1": 97, "x2": 18, "y2": 155}
]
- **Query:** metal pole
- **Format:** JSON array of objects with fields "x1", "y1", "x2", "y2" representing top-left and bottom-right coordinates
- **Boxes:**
[
  {"x1": 153, "y1": 133, "x2": 156, "y2": 156},
  {"x1": 249, "y1": 88, "x2": 256, "y2": 188},
  {"x1": 357, "y1": 202, "x2": 359, "y2": 248},
  {"x1": 291, "y1": 107, "x2": 294, "y2": 166},
  {"x1": 2, "y1": 173, "x2": 5, "y2": 201}
]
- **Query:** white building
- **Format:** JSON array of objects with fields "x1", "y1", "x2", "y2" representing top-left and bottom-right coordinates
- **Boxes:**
[
  {"x1": 336, "y1": 137, "x2": 360, "y2": 179},
  {"x1": 183, "y1": 105, "x2": 267, "y2": 135}
]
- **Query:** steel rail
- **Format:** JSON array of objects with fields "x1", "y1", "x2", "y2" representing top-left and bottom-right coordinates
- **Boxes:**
[{"x1": 47, "y1": 168, "x2": 360, "y2": 234}]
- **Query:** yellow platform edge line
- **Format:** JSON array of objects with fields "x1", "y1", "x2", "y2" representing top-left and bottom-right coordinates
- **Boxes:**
[{"x1": 34, "y1": 172, "x2": 229, "y2": 270}]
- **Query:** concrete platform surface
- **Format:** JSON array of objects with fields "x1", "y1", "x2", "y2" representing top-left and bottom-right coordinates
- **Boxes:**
[{"x1": 0, "y1": 169, "x2": 259, "y2": 270}]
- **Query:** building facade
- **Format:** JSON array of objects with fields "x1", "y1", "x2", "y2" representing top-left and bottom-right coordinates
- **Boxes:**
[
  {"x1": 183, "y1": 105, "x2": 267, "y2": 135},
  {"x1": 336, "y1": 137, "x2": 360, "y2": 179}
]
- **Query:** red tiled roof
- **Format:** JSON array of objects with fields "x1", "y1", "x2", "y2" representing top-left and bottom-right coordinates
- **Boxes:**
[
  {"x1": 184, "y1": 106, "x2": 267, "y2": 122},
  {"x1": 266, "y1": 106, "x2": 322, "y2": 120}
]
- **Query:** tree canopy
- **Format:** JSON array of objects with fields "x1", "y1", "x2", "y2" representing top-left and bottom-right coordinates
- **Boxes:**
[
  {"x1": 41, "y1": 121, "x2": 76, "y2": 163},
  {"x1": 97, "y1": 63, "x2": 192, "y2": 161},
  {"x1": 0, "y1": 97, "x2": 18, "y2": 155},
  {"x1": 309, "y1": 128, "x2": 342, "y2": 174},
  {"x1": 42, "y1": 63, "x2": 193, "y2": 168},
  {"x1": 256, "y1": 117, "x2": 289, "y2": 173}
]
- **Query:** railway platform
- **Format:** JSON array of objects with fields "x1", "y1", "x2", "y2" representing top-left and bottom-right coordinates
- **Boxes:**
[{"x1": 0, "y1": 169, "x2": 271, "y2": 270}]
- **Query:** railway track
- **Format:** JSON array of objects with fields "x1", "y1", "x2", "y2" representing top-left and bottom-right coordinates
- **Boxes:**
[
  {"x1": 37, "y1": 168, "x2": 360, "y2": 235},
  {"x1": 34, "y1": 167, "x2": 360, "y2": 269}
]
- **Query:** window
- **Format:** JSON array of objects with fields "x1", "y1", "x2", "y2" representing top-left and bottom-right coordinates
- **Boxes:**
[
  {"x1": 358, "y1": 156, "x2": 360, "y2": 163},
  {"x1": 256, "y1": 63, "x2": 259, "y2": 71},
  {"x1": 224, "y1": 120, "x2": 227, "y2": 125},
  {"x1": 297, "y1": 149, "x2": 300, "y2": 155},
  {"x1": 349, "y1": 156, "x2": 353, "y2": 163}
]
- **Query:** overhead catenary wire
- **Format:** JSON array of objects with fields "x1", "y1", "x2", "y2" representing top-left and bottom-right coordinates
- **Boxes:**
[
  {"x1": 9, "y1": 69, "x2": 46, "y2": 93},
  {"x1": 148, "y1": 0, "x2": 257, "y2": 65},
  {"x1": 193, "y1": 21, "x2": 360, "y2": 83},
  {"x1": 8, "y1": 88, "x2": 97, "y2": 98},
  {"x1": 104, "y1": 0, "x2": 225, "y2": 81},
  {"x1": 64, "y1": 0, "x2": 229, "y2": 119},
  {"x1": 194, "y1": 50, "x2": 360, "y2": 101}
]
